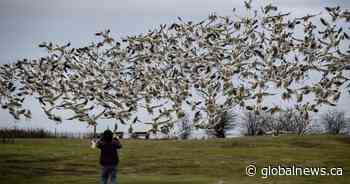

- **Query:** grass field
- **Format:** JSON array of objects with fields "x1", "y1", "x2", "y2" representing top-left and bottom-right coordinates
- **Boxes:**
[{"x1": 1, "y1": 135, "x2": 350, "y2": 184}]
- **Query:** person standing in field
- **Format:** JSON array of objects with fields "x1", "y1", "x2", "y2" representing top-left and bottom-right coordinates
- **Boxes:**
[{"x1": 97, "y1": 129, "x2": 122, "y2": 184}]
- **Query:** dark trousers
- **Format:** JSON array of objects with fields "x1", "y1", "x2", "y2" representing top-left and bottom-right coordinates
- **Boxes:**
[{"x1": 101, "y1": 165, "x2": 117, "y2": 184}]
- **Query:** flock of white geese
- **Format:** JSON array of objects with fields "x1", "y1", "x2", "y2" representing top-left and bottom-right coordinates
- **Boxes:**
[{"x1": 0, "y1": 2, "x2": 349, "y2": 133}]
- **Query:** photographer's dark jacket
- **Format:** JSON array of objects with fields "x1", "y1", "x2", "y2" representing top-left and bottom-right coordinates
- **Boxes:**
[{"x1": 97, "y1": 139, "x2": 122, "y2": 166}]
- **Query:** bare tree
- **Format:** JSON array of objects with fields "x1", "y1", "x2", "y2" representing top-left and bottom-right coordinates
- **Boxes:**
[
  {"x1": 241, "y1": 111, "x2": 271, "y2": 136},
  {"x1": 208, "y1": 109, "x2": 237, "y2": 138},
  {"x1": 274, "y1": 109, "x2": 310, "y2": 135},
  {"x1": 128, "y1": 125, "x2": 133, "y2": 134},
  {"x1": 177, "y1": 115, "x2": 192, "y2": 139},
  {"x1": 321, "y1": 110, "x2": 349, "y2": 134},
  {"x1": 290, "y1": 111, "x2": 310, "y2": 135},
  {"x1": 242, "y1": 111, "x2": 258, "y2": 136}
]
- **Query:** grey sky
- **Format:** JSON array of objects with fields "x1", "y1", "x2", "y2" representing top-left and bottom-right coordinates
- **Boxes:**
[{"x1": 0, "y1": 0, "x2": 349, "y2": 134}]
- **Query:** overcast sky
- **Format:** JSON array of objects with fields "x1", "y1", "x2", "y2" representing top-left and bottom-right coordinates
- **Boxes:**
[{"x1": 0, "y1": 0, "x2": 349, "y2": 134}]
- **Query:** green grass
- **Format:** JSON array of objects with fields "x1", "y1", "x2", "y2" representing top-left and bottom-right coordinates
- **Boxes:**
[{"x1": 1, "y1": 135, "x2": 350, "y2": 184}]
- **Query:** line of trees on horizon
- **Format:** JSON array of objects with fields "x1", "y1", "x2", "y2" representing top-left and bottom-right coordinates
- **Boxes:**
[
  {"x1": 0, "y1": 128, "x2": 95, "y2": 140},
  {"x1": 174, "y1": 108, "x2": 350, "y2": 139},
  {"x1": 1, "y1": 109, "x2": 349, "y2": 140}
]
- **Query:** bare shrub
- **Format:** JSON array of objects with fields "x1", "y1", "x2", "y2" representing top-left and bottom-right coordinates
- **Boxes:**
[
  {"x1": 177, "y1": 116, "x2": 192, "y2": 139},
  {"x1": 321, "y1": 110, "x2": 349, "y2": 135},
  {"x1": 214, "y1": 109, "x2": 237, "y2": 138},
  {"x1": 241, "y1": 109, "x2": 312, "y2": 136},
  {"x1": 241, "y1": 111, "x2": 272, "y2": 136},
  {"x1": 274, "y1": 109, "x2": 310, "y2": 135},
  {"x1": 206, "y1": 109, "x2": 237, "y2": 138}
]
